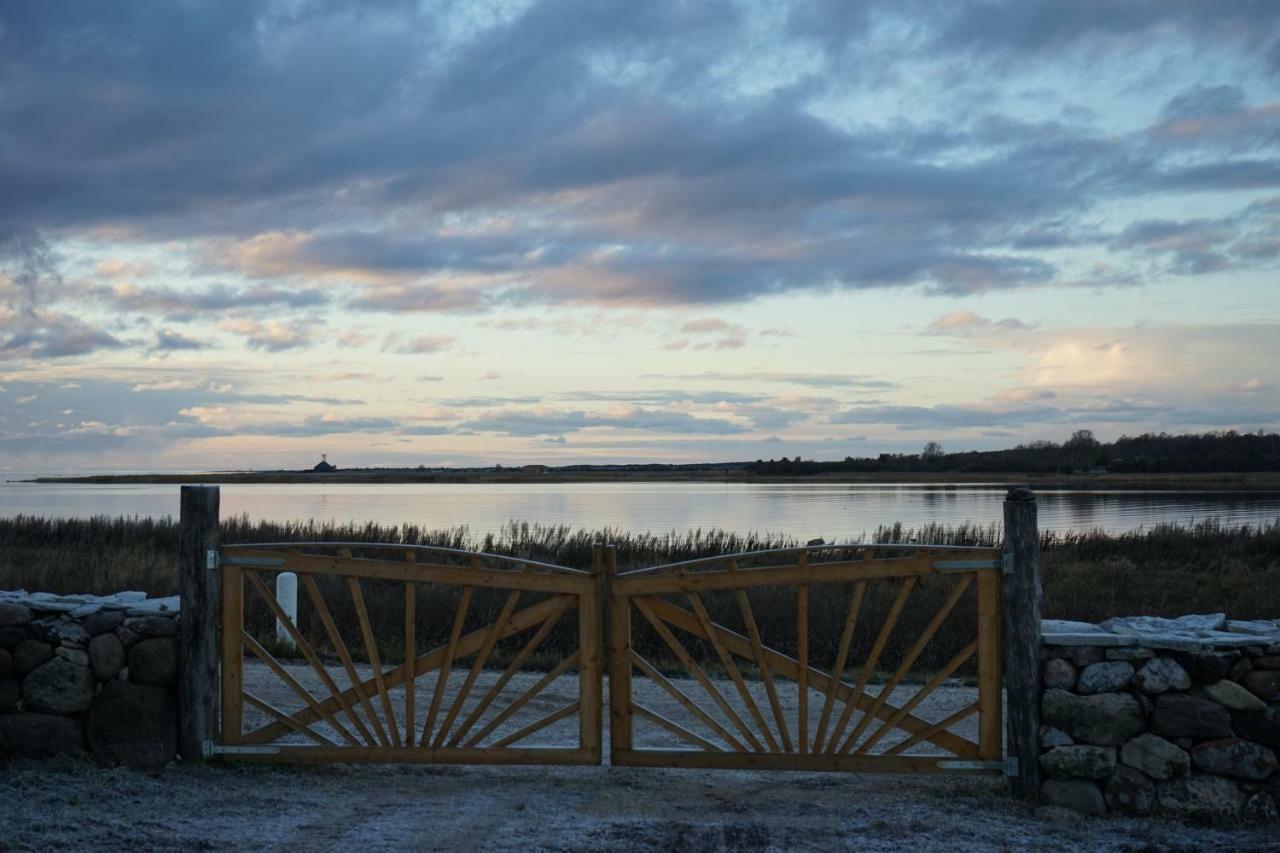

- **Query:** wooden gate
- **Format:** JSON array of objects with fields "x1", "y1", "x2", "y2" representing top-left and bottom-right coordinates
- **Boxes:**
[
  {"x1": 607, "y1": 544, "x2": 1007, "y2": 773},
  {"x1": 211, "y1": 542, "x2": 603, "y2": 765}
]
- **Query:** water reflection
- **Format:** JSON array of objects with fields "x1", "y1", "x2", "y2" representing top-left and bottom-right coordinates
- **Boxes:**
[{"x1": 1, "y1": 481, "x2": 1278, "y2": 539}]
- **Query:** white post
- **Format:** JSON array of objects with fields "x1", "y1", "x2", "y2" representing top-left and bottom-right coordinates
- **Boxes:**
[{"x1": 275, "y1": 571, "x2": 298, "y2": 650}]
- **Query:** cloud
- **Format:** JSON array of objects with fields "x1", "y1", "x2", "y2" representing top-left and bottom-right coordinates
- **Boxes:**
[
  {"x1": 220, "y1": 319, "x2": 315, "y2": 352},
  {"x1": 391, "y1": 335, "x2": 455, "y2": 355},
  {"x1": 644, "y1": 371, "x2": 898, "y2": 390},
  {"x1": 458, "y1": 405, "x2": 750, "y2": 437},
  {"x1": 153, "y1": 328, "x2": 210, "y2": 352},
  {"x1": 926, "y1": 311, "x2": 1035, "y2": 336}
]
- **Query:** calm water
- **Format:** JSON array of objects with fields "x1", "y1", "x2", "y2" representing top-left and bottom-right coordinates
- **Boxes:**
[{"x1": 1, "y1": 480, "x2": 1278, "y2": 539}]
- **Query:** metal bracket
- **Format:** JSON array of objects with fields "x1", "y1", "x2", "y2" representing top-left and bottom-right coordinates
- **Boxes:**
[
  {"x1": 204, "y1": 741, "x2": 282, "y2": 757},
  {"x1": 1002, "y1": 553, "x2": 1014, "y2": 575},
  {"x1": 206, "y1": 549, "x2": 219, "y2": 570},
  {"x1": 1004, "y1": 756, "x2": 1019, "y2": 777}
]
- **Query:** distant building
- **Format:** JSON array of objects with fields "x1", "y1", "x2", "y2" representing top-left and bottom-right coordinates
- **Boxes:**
[
  {"x1": 313, "y1": 454, "x2": 336, "y2": 473},
  {"x1": 522, "y1": 464, "x2": 549, "y2": 474}
]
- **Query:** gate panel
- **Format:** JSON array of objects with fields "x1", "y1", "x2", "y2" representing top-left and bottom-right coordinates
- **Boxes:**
[
  {"x1": 609, "y1": 545, "x2": 1005, "y2": 773},
  {"x1": 214, "y1": 543, "x2": 601, "y2": 765}
]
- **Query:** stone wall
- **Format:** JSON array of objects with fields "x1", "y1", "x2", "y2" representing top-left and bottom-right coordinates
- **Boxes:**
[
  {"x1": 1038, "y1": 614, "x2": 1280, "y2": 824},
  {"x1": 0, "y1": 590, "x2": 181, "y2": 767}
]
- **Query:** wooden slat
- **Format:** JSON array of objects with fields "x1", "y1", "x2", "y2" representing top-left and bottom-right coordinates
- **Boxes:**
[
  {"x1": 687, "y1": 592, "x2": 778, "y2": 752},
  {"x1": 433, "y1": 588, "x2": 522, "y2": 748},
  {"x1": 797, "y1": 583, "x2": 809, "y2": 753},
  {"x1": 226, "y1": 746, "x2": 596, "y2": 766},
  {"x1": 607, "y1": 548, "x2": 633, "y2": 762},
  {"x1": 226, "y1": 549, "x2": 589, "y2": 594},
  {"x1": 464, "y1": 650, "x2": 581, "y2": 747},
  {"x1": 611, "y1": 749, "x2": 996, "y2": 774},
  {"x1": 856, "y1": 640, "x2": 979, "y2": 755},
  {"x1": 977, "y1": 568, "x2": 1003, "y2": 760},
  {"x1": 840, "y1": 574, "x2": 973, "y2": 752},
  {"x1": 299, "y1": 573, "x2": 391, "y2": 747},
  {"x1": 447, "y1": 598, "x2": 573, "y2": 748},
  {"x1": 885, "y1": 702, "x2": 980, "y2": 756},
  {"x1": 633, "y1": 597, "x2": 760, "y2": 752},
  {"x1": 632, "y1": 703, "x2": 722, "y2": 752},
  {"x1": 421, "y1": 586, "x2": 472, "y2": 747},
  {"x1": 827, "y1": 576, "x2": 917, "y2": 754},
  {"x1": 580, "y1": 557, "x2": 605, "y2": 759},
  {"x1": 404, "y1": 575, "x2": 416, "y2": 748},
  {"x1": 490, "y1": 700, "x2": 580, "y2": 749},
  {"x1": 812, "y1": 580, "x2": 865, "y2": 753},
  {"x1": 348, "y1": 576, "x2": 402, "y2": 747},
  {"x1": 735, "y1": 585, "x2": 792, "y2": 752},
  {"x1": 244, "y1": 570, "x2": 377, "y2": 747},
  {"x1": 241, "y1": 631, "x2": 360, "y2": 746},
  {"x1": 629, "y1": 651, "x2": 746, "y2": 753},
  {"x1": 613, "y1": 555, "x2": 935, "y2": 597},
  {"x1": 640, "y1": 596, "x2": 977, "y2": 758},
  {"x1": 242, "y1": 690, "x2": 335, "y2": 746},
  {"x1": 219, "y1": 564, "x2": 243, "y2": 745},
  {"x1": 242, "y1": 595, "x2": 571, "y2": 745}
]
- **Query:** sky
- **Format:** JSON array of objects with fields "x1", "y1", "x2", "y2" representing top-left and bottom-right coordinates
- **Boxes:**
[{"x1": 1, "y1": 1, "x2": 1279, "y2": 474}]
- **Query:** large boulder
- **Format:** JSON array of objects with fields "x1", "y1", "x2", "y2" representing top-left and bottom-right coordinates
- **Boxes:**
[
  {"x1": 1043, "y1": 658, "x2": 1076, "y2": 691},
  {"x1": 87, "y1": 681, "x2": 177, "y2": 767},
  {"x1": 22, "y1": 656, "x2": 94, "y2": 714},
  {"x1": 1150, "y1": 693, "x2": 1233, "y2": 741},
  {"x1": 1189, "y1": 738, "x2": 1279, "y2": 782},
  {"x1": 128, "y1": 638, "x2": 176, "y2": 686},
  {"x1": 1039, "y1": 725, "x2": 1074, "y2": 749},
  {"x1": 31, "y1": 618, "x2": 90, "y2": 648},
  {"x1": 11, "y1": 639, "x2": 53, "y2": 677},
  {"x1": 1040, "y1": 779, "x2": 1106, "y2": 816},
  {"x1": 83, "y1": 609, "x2": 126, "y2": 636},
  {"x1": 1244, "y1": 670, "x2": 1280, "y2": 702},
  {"x1": 1105, "y1": 766, "x2": 1155, "y2": 816},
  {"x1": 1156, "y1": 774, "x2": 1246, "y2": 824},
  {"x1": 0, "y1": 647, "x2": 10, "y2": 680},
  {"x1": 1172, "y1": 651, "x2": 1232, "y2": 683},
  {"x1": 1203, "y1": 678, "x2": 1266, "y2": 712},
  {"x1": 1119, "y1": 733, "x2": 1190, "y2": 780},
  {"x1": 1244, "y1": 792, "x2": 1279, "y2": 825},
  {"x1": 1077, "y1": 662, "x2": 1134, "y2": 695},
  {"x1": 0, "y1": 712, "x2": 84, "y2": 758},
  {"x1": 123, "y1": 616, "x2": 177, "y2": 638},
  {"x1": 88, "y1": 632, "x2": 125, "y2": 682},
  {"x1": 1134, "y1": 658, "x2": 1191, "y2": 694},
  {"x1": 1042, "y1": 689, "x2": 1146, "y2": 745},
  {"x1": 0, "y1": 679, "x2": 19, "y2": 712},
  {"x1": 1039, "y1": 745, "x2": 1116, "y2": 779},
  {"x1": 0, "y1": 602, "x2": 33, "y2": 628},
  {"x1": 0, "y1": 626, "x2": 25, "y2": 648},
  {"x1": 1231, "y1": 707, "x2": 1280, "y2": 750}
]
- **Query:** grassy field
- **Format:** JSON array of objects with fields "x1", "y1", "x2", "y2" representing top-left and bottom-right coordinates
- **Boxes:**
[{"x1": 2, "y1": 515, "x2": 1278, "y2": 673}]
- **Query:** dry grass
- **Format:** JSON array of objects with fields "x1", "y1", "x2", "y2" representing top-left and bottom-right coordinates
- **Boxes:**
[{"x1": 2, "y1": 515, "x2": 1278, "y2": 673}]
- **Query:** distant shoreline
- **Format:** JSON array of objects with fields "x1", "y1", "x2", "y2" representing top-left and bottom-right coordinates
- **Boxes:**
[{"x1": 18, "y1": 470, "x2": 1280, "y2": 490}]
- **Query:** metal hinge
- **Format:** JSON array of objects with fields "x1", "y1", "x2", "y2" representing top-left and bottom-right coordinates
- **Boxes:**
[
  {"x1": 221, "y1": 555, "x2": 286, "y2": 567},
  {"x1": 1002, "y1": 553, "x2": 1014, "y2": 575},
  {"x1": 206, "y1": 549, "x2": 219, "y2": 571},
  {"x1": 203, "y1": 741, "x2": 281, "y2": 757}
]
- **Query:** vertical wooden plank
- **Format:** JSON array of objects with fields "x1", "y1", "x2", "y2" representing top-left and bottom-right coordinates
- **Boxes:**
[
  {"x1": 796, "y1": 583, "x2": 809, "y2": 753},
  {"x1": 1003, "y1": 486, "x2": 1042, "y2": 802},
  {"x1": 579, "y1": 547, "x2": 606, "y2": 761},
  {"x1": 179, "y1": 484, "x2": 220, "y2": 761},
  {"x1": 404, "y1": 578, "x2": 416, "y2": 748},
  {"x1": 219, "y1": 563, "x2": 242, "y2": 746},
  {"x1": 606, "y1": 546, "x2": 632, "y2": 763},
  {"x1": 977, "y1": 567, "x2": 1002, "y2": 761}
]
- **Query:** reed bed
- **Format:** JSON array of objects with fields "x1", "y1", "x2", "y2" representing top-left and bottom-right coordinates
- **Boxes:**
[{"x1": 2, "y1": 515, "x2": 1278, "y2": 674}]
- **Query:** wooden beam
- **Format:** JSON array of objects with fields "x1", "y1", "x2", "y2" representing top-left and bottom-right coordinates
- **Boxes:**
[
  {"x1": 611, "y1": 749, "x2": 1000, "y2": 774},
  {"x1": 613, "y1": 555, "x2": 934, "y2": 597},
  {"x1": 179, "y1": 485, "x2": 220, "y2": 761},
  {"x1": 1003, "y1": 486, "x2": 1042, "y2": 802}
]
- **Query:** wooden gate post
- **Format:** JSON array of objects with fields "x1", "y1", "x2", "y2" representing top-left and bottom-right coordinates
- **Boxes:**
[
  {"x1": 179, "y1": 485, "x2": 221, "y2": 761},
  {"x1": 1002, "y1": 486, "x2": 1042, "y2": 801}
]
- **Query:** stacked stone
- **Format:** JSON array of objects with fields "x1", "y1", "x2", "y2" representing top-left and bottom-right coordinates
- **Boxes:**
[
  {"x1": 1038, "y1": 639, "x2": 1280, "y2": 824},
  {"x1": 0, "y1": 591, "x2": 181, "y2": 767}
]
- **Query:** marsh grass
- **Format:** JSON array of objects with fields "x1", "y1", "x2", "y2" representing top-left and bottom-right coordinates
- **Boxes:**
[{"x1": 2, "y1": 515, "x2": 1278, "y2": 673}]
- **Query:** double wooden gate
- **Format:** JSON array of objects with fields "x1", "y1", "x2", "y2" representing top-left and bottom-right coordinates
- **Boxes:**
[{"x1": 210, "y1": 541, "x2": 1006, "y2": 774}]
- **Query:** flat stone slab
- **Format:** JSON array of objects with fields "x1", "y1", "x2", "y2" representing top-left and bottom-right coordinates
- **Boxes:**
[{"x1": 1042, "y1": 612, "x2": 1280, "y2": 653}]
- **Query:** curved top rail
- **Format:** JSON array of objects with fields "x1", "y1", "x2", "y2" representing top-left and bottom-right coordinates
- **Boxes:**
[
  {"x1": 616, "y1": 541, "x2": 999, "y2": 577},
  {"x1": 221, "y1": 541, "x2": 588, "y2": 575}
]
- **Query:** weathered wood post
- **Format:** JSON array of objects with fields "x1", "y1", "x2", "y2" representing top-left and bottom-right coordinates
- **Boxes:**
[
  {"x1": 604, "y1": 545, "x2": 630, "y2": 765},
  {"x1": 178, "y1": 485, "x2": 220, "y2": 761},
  {"x1": 1003, "y1": 485, "x2": 1042, "y2": 801}
]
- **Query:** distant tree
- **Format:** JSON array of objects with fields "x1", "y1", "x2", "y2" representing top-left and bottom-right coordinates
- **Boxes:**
[
  {"x1": 1066, "y1": 429, "x2": 1099, "y2": 448},
  {"x1": 922, "y1": 441, "x2": 945, "y2": 459}
]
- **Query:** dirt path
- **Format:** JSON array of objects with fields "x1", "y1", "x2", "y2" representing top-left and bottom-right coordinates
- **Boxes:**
[{"x1": 2, "y1": 662, "x2": 1275, "y2": 851}]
